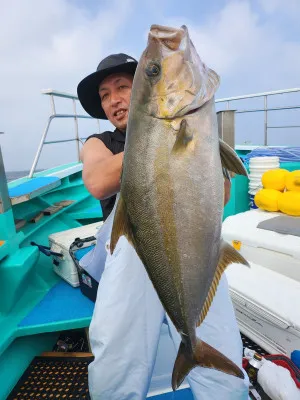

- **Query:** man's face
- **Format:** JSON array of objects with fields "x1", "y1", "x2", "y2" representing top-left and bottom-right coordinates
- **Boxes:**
[{"x1": 99, "y1": 72, "x2": 133, "y2": 131}]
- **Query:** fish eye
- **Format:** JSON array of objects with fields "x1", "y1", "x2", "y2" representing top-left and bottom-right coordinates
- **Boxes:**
[{"x1": 146, "y1": 63, "x2": 161, "y2": 77}]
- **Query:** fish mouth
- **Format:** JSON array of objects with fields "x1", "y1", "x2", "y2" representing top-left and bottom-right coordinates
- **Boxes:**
[
  {"x1": 150, "y1": 24, "x2": 187, "y2": 36},
  {"x1": 185, "y1": 106, "x2": 201, "y2": 116},
  {"x1": 149, "y1": 24, "x2": 188, "y2": 51},
  {"x1": 151, "y1": 105, "x2": 201, "y2": 121},
  {"x1": 171, "y1": 104, "x2": 202, "y2": 119}
]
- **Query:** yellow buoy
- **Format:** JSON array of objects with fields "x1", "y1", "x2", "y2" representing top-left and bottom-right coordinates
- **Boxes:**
[
  {"x1": 261, "y1": 169, "x2": 288, "y2": 191},
  {"x1": 254, "y1": 189, "x2": 282, "y2": 212},
  {"x1": 285, "y1": 170, "x2": 300, "y2": 192},
  {"x1": 278, "y1": 191, "x2": 300, "y2": 216}
]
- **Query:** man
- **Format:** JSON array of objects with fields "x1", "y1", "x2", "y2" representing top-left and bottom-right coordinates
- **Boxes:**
[
  {"x1": 78, "y1": 53, "x2": 249, "y2": 399},
  {"x1": 78, "y1": 53, "x2": 136, "y2": 221}
]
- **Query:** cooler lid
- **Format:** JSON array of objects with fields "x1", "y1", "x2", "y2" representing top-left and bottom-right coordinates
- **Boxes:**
[
  {"x1": 222, "y1": 209, "x2": 300, "y2": 260},
  {"x1": 48, "y1": 222, "x2": 103, "y2": 250}
]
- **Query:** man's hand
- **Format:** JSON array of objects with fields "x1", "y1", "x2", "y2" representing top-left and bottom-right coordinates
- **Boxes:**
[
  {"x1": 81, "y1": 138, "x2": 124, "y2": 200},
  {"x1": 224, "y1": 178, "x2": 231, "y2": 206}
]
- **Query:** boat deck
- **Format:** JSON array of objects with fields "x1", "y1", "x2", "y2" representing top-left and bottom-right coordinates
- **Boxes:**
[{"x1": 18, "y1": 281, "x2": 94, "y2": 336}]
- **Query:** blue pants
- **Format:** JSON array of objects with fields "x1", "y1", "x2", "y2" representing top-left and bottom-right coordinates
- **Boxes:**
[{"x1": 88, "y1": 233, "x2": 249, "y2": 399}]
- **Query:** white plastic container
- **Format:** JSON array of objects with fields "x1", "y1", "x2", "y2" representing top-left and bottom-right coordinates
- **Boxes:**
[
  {"x1": 249, "y1": 188, "x2": 260, "y2": 209},
  {"x1": 249, "y1": 156, "x2": 280, "y2": 167},
  {"x1": 248, "y1": 156, "x2": 280, "y2": 209},
  {"x1": 250, "y1": 167, "x2": 277, "y2": 175},
  {"x1": 48, "y1": 221, "x2": 103, "y2": 287},
  {"x1": 249, "y1": 181, "x2": 262, "y2": 189}
]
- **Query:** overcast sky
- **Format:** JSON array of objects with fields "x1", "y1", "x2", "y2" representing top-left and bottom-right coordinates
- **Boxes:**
[{"x1": 1, "y1": 0, "x2": 300, "y2": 171}]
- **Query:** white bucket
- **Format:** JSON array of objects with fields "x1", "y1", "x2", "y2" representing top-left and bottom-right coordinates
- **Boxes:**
[
  {"x1": 248, "y1": 174, "x2": 262, "y2": 188},
  {"x1": 248, "y1": 180, "x2": 263, "y2": 188},
  {"x1": 249, "y1": 176, "x2": 262, "y2": 184},
  {"x1": 249, "y1": 189, "x2": 258, "y2": 209},
  {"x1": 248, "y1": 156, "x2": 280, "y2": 209},
  {"x1": 249, "y1": 172, "x2": 263, "y2": 179},
  {"x1": 249, "y1": 157, "x2": 279, "y2": 173},
  {"x1": 249, "y1": 156, "x2": 280, "y2": 167},
  {"x1": 249, "y1": 186, "x2": 262, "y2": 194},
  {"x1": 249, "y1": 167, "x2": 278, "y2": 175},
  {"x1": 248, "y1": 177, "x2": 262, "y2": 208}
]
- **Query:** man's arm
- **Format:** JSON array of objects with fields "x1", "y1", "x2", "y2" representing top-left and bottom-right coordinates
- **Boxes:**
[{"x1": 81, "y1": 138, "x2": 124, "y2": 200}]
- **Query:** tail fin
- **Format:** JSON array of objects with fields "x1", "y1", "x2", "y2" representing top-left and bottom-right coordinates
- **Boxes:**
[{"x1": 172, "y1": 339, "x2": 244, "y2": 391}]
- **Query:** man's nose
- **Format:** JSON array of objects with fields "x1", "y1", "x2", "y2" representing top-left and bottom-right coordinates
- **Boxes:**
[{"x1": 110, "y1": 91, "x2": 122, "y2": 106}]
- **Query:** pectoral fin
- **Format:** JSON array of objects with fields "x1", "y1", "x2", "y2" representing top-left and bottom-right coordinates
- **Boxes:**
[
  {"x1": 219, "y1": 139, "x2": 248, "y2": 177},
  {"x1": 197, "y1": 240, "x2": 250, "y2": 326},
  {"x1": 110, "y1": 195, "x2": 134, "y2": 254},
  {"x1": 172, "y1": 119, "x2": 193, "y2": 154}
]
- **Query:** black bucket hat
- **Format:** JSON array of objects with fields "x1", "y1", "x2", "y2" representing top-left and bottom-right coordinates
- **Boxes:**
[{"x1": 77, "y1": 53, "x2": 138, "y2": 119}]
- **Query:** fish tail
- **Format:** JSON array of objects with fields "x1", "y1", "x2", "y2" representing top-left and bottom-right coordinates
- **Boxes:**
[{"x1": 171, "y1": 339, "x2": 244, "y2": 391}]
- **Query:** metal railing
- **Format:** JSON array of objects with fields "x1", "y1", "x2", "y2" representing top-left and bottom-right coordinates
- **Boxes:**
[
  {"x1": 216, "y1": 88, "x2": 300, "y2": 146},
  {"x1": 29, "y1": 87, "x2": 300, "y2": 178},
  {"x1": 28, "y1": 90, "x2": 100, "y2": 178}
]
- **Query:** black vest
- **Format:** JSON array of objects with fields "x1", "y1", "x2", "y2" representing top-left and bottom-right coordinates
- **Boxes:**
[{"x1": 86, "y1": 129, "x2": 125, "y2": 220}]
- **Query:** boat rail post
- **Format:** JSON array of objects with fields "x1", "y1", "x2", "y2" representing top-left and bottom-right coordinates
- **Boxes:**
[
  {"x1": 0, "y1": 146, "x2": 12, "y2": 215},
  {"x1": 28, "y1": 117, "x2": 54, "y2": 178},
  {"x1": 217, "y1": 109, "x2": 235, "y2": 149},
  {"x1": 264, "y1": 95, "x2": 268, "y2": 146},
  {"x1": 28, "y1": 94, "x2": 56, "y2": 178},
  {"x1": 73, "y1": 99, "x2": 81, "y2": 161},
  {"x1": 28, "y1": 95, "x2": 56, "y2": 178}
]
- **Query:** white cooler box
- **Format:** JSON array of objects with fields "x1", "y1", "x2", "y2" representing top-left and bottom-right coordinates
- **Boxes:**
[
  {"x1": 49, "y1": 222, "x2": 103, "y2": 287},
  {"x1": 222, "y1": 209, "x2": 300, "y2": 282},
  {"x1": 226, "y1": 262, "x2": 300, "y2": 356},
  {"x1": 222, "y1": 209, "x2": 300, "y2": 356}
]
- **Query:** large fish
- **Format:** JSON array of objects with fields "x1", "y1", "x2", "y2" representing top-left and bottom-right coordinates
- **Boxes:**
[{"x1": 110, "y1": 24, "x2": 249, "y2": 390}]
